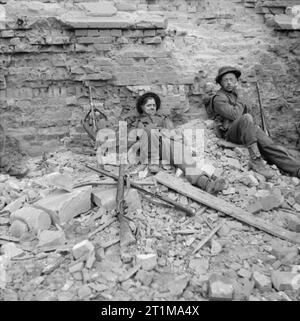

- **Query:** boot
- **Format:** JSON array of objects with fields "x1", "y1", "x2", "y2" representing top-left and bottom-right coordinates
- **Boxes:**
[
  {"x1": 247, "y1": 142, "x2": 274, "y2": 179},
  {"x1": 195, "y1": 175, "x2": 227, "y2": 194}
]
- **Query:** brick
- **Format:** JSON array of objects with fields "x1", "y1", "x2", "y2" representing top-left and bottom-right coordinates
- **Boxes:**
[
  {"x1": 123, "y1": 30, "x2": 143, "y2": 38},
  {"x1": 1, "y1": 30, "x2": 14, "y2": 38},
  {"x1": 143, "y1": 30, "x2": 156, "y2": 37},
  {"x1": 33, "y1": 186, "x2": 92, "y2": 224},
  {"x1": 72, "y1": 240, "x2": 95, "y2": 260},
  {"x1": 98, "y1": 30, "x2": 111, "y2": 36},
  {"x1": 208, "y1": 274, "x2": 234, "y2": 300},
  {"x1": 9, "y1": 220, "x2": 28, "y2": 238},
  {"x1": 10, "y1": 207, "x2": 51, "y2": 232},
  {"x1": 38, "y1": 230, "x2": 66, "y2": 248},
  {"x1": 252, "y1": 271, "x2": 272, "y2": 291},
  {"x1": 77, "y1": 37, "x2": 95, "y2": 44},
  {"x1": 136, "y1": 253, "x2": 157, "y2": 271},
  {"x1": 87, "y1": 29, "x2": 100, "y2": 37},
  {"x1": 93, "y1": 37, "x2": 115, "y2": 44},
  {"x1": 144, "y1": 36, "x2": 162, "y2": 44},
  {"x1": 94, "y1": 44, "x2": 112, "y2": 51},
  {"x1": 110, "y1": 29, "x2": 122, "y2": 37},
  {"x1": 271, "y1": 271, "x2": 300, "y2": 292},
  {"x1": 75, "y1": 29, "x2": 89, "y2": 36}
]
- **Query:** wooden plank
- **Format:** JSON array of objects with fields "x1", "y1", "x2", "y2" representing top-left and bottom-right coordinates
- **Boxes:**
[
  {"x1": 192, "y1": 223, "x2": 222, "y2": 254},
  {"x1": 155, "y1": 172, "x2": 300, "y2": 245}
]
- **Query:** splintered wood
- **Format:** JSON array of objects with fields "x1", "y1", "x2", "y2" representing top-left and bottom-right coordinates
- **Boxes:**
[{"x1": 155, "y1": 172, "x2": 300, "y2": 245}]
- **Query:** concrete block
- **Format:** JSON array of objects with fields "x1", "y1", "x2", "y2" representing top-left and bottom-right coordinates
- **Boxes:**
[
  {"x1": 209, "y1": 274, "x2": 234, "y2": 300},
  {"x1": 271, "y1": 271, "x2": 300, "y2": 292},
  {"x1": 9, "y1": 220, "x2": 28, "y2": 238},
  {"x1": 34, "y1": 186, "x2": 92, "y2": 224},
  {"x1": 252, "y1": 271, "x2": 272, "y2": 291},
  {"x1": 38, "y1": 230, "x2": 66, "y2": 248},
  {"x1": 72, "y1": 240, "x2": 95, "y2": 260},
  {"x1": 10, "y1": 207, "x2": 51, "y2": 232},
  {"x1": 136, "y1": 253, "x2": 157, "y2": 271}
]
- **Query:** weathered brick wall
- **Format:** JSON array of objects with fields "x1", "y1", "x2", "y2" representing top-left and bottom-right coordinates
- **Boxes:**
[{"x1": 0, "y1": 0, "x2": 299, "y2": 156}]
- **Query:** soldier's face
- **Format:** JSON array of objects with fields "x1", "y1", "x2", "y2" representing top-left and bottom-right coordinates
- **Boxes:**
[
  {"x1": 142, "y1": 98, "x2": 157, "y2": 116},
  {"x1": 221, "y1": 73, "x2": 238, "y2": 92}
]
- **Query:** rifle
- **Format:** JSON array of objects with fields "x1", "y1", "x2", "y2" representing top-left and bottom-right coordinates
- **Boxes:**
[
  {"x1": 256, "y1": 81, "x2": 270, "y2": 137},
  {"x1": 86, "y1": 164, "x2": 195, "y2": 216},
  {"x1": 116, "y1": 163, "x2": 136, "y2": 248}
]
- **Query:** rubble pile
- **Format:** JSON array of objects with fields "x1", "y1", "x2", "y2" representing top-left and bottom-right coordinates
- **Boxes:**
[{"x1": 0, "y1": 120, "x2": 300, "y2": 301}]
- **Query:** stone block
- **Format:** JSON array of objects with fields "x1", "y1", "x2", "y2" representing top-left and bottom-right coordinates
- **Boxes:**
[
  {"x1": 284, "y1": 213, "x2": 300, "y2": 232},
  {"x1": 10, "y1": 207, "x2": 51, "y2": 232},
  {"x1": 34, "y1": 186, "x2": 92, "y2": 224},
  {"x1": 75, "y1": 29, "x2": 89, "y2": 36},
  {"x1": 274, "y1": 14, "x2": 300, "y2": 30},
  {"x1": 110, "y1": 29, "x2": 122, "y2": 36},
  {"x1": 136, "y1": 253, "x2": 157, "y2": 271},
  {"x1": 94, "y1": 44, "x2": 112, "y2": 51},
  {"x1": 208, "y1": 274, "x2": 234, "y2": 300},
  {"x1": 144, "y1": 36, "x2": 162, "y2": 44},
  {"x1": 69, "y1": 261, "x2": 84, "y2": 274},
  {"x1": 116, "y1": 2, "x2": 137, "y2": 12},
  {"x1": 135, "y1": 269, "x2": 153, "y2": 286},
  {"x1": 189, "y1": 258, "x2": 209, "y2": 275},
  {"x1": 252, "y1": 271, "x2": 272, "y2": 291},
  {"x1": 38, "y1": 230, "x2": 66, "y2": 248},
  {"x1": 143, "y1": 30, "x2": 156, "y2": 37},
  {"x1": 72, "y1": 240, "x2": 95, "y2": 260},
  {"x1": 271, "y1": 271, "x2": 300, "y2": 292},
  {"x1": 247, "y1": 200, "x2": 263, "y2": 214},
  {"x1": 9, "y1": 220, "x2": 28, "y2": 238}
]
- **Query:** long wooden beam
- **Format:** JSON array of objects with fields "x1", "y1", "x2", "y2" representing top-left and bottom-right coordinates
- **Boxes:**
[{"x1": 155, "y1": 172, "x2": 300, "y2": 245}]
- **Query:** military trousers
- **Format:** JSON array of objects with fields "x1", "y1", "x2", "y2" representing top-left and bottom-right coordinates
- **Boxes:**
[{"x1": 224, "y1": 114, "x2": 300, "y2": 177}]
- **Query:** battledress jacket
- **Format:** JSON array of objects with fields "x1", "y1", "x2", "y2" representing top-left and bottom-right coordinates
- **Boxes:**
[{"x1": 213, "y1": 88, "x2": 248, "y2": 134}]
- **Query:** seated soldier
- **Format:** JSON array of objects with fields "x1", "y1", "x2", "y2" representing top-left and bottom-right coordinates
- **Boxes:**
[
  {"x1": 128, "y1": 92, "x2": 227, "y2": 194},
  {"x1": 211, "y1": 66, "x2": 300, "y2": 179}
]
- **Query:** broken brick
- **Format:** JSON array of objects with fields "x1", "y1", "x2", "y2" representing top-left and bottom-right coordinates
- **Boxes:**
[
  {"x1": 38, "y1": 230, "x2": 66, "y2": 248},
  {"x1": 10, "y1": 207, "x2": 51, "y2": 232},
  {"x1": 208, "y1": 274, "x2": 234, "y2": 301},
  {"x1": 136, "y1": 253, "x2": 157, "y2": 271},
  {"x1": 271, "y1": 271, "x2": 300, "y2": 292},
  {"x1": 72, "y1": 240, "x2": 95, "y2": 260},
  {"x1": 252, "y1": 271, "x2": 272, "y2": 291}
]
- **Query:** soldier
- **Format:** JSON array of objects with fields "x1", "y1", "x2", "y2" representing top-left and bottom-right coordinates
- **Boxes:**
[
  {"x1": 212, "y1": 66, "x2": 300, "y2": 179},
  {"x1": 0, "y1": 122, "x2": 29, "y2": 178},
  {"x1": 130, "y1": 92, "x2": 227, "y2": 193}
]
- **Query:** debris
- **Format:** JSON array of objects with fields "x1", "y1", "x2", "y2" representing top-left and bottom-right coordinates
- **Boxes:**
[
  {"x1": 119, "y1": 264, "x2": 141, "y2": 282},
  {"x1": 42, "y1": 256, "x2": 65, "y2": 275},
  {"x1": 189, "y1": 258, "x2": 209, "y2": 274},
  {"x1": 9, "y1": 220, "x2": 28, "y2": 238},
  {"x1": 271, "y1": 271, "x2": 300, "y2": 292},
  {"x1": 77, "y1": 285, "x2": 92, "y2": 300},
  {"x1": 88, "y1": 216, "x2": 117, "y2": 239},
  {"x1": 135, "y1": 269, "x2": 154, "y2": 286},
  {"x1": 45, "y1": 172, "x2": 73, "y2": 192},
  {"x1": 92, "y1": 187, "x2": 118, "y2": 210},
  {"x1": 208, "y1": 274, "x2": 234, "y2": 300},
  {"x1": 222, "y1": 187, "x2": 236, "y2": 195},
  {"x1": 284, "y1": 213, "x2": 300, "y2": 233},
  {"x1": 155, "y1": 172, "x2": 300, "y2": 245},
  {"x1": 34, "y1": 186, "x2": 92, "y2": 224},
  {"x1": 69, "y1": 261, "x2": 84, "y2": 274},
  {"x1": 260, "y1": 195, "x2": 283, "y2": 211},
  {"x1": 237, "y1": 268, "x2": 252, "y2": 279},
  {"x1": 136, "y1": 253, "x2": 157, "y2": 271},
  {"x1": 239, "y1": 173, "x2": 259, "y2": 187},
  {"x1": 72, "y1": 240, "x2": 95, "y2": 259},
  {"x1": 38, "y1": 230, "x2": 66, "y2": 248},
  {"x1": 252, "y1": 271, "x2": 272, "y2": 291},
  {"x1": 1, "y1": 242, "x2": 24, "y2": 259},
  {"x1": 211, "y1": 240, "x2": 222, "y2": 255},
  {"x1": 10, "y1": 207, "x2": 51, "y2": 232},
  {"x1": 3, "y1": 196, "x2": 26, "y2": 213},
  {"x1": 168, "y1": 275, "x2": 189, "y2": 296},
  {"x1": 192, "y1": 223, "x2": 222, "y2": 254},
  {"x1": 247, "y1": 200, "x2": 263, "y2": 214}
]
